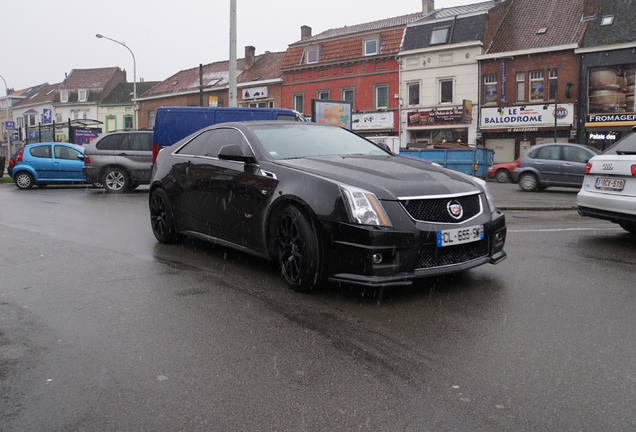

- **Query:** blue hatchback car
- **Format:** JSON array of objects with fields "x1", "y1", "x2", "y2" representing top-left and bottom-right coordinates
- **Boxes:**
[{"x1": 11, "y1": 142, "x2": 90, "y2": 189}]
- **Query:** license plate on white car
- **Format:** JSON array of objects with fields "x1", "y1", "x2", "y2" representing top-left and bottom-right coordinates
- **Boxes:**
[
  {"x1": 595, "y1": 178, "x2": 625, "y2": 191},
  {"x1": 436, "y1": 225, "x2": 484, "y2": 247}
]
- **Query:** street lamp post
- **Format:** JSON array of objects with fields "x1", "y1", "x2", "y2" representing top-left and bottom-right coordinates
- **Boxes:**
[
  {"x1": 0, "y1": 74, "x2": 11, "y2": 163},
  {"x1": 96, "y1": 33, "x2": 137, "y2": 128}
]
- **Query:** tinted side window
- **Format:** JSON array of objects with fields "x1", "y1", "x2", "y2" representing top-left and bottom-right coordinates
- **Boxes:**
[
  {"x1": 54, "y1": 145, "x2": 81, "y2": 160},
  {"x1": 96, "y1": 134, "x2": 124, "y2": 150},
  {"x1": 603, "y1": 132, "x2": 636, "y2": 155},
  {"x1": 177, "y1": 131, "x2": 211, "y2": 156},
  {"x1": 30, "y1": 145, "x2": 52, "y2": 158},
  {"x1": 202, "y1": 128, "x2": 250, "y2": 157},
  {"x1": 276, "y1": 114, "x2": 298, "y2": 121},
  {"x1": 122, "y1": 134, "x2": 152, "y2": 151},
  {"x1": 535, "y1": 146, "x2": 560, "y2": 160}
]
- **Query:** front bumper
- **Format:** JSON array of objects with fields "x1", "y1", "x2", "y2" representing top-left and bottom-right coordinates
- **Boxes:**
[{"x1": 320, "y1": 210, "x2": 507, "y2": 288}]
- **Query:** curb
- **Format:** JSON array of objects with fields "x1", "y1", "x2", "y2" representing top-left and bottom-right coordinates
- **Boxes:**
[{"x1": 498, "y1": 205, "x2": 578, "y2": 211}]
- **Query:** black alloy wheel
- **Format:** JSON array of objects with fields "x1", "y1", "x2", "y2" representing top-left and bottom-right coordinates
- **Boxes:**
[
  {"x1": 150, "y1": 188, "x2": 185, "y2": 244},
  {"x1": 278, "y1": 205, "x2": 323, "y2": 292}
]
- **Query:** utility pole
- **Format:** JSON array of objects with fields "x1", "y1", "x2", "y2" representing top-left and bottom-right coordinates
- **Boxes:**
[
  {"x1": 229, "y1": 0, "x2": 237, "y2": 107},
  {"x1": 0, "y1": 74, "x2": 11, "y2": 161}
]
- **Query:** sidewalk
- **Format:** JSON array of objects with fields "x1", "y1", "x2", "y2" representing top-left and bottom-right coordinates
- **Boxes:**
[{"x1": 487, "y1": 181, "x2": 579, "y2": 211}]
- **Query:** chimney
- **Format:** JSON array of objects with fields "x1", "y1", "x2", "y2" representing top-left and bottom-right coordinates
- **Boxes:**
[
  {"x1": 301, "y1": 25, "x2": 312, "y2": 40},
  {"x1": 245, "y1": 46, "x2": 255, "y2": 68},
  {"x1": 422, "y1": 0, "x2": 434, "y2": 13}
]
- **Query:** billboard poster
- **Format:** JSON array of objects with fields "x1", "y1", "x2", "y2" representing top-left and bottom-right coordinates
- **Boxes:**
[
  {"x1": 407, "y1": 107, "x2": 464, "y2": 127},
  {"x1": 311, "y1": 99, "x2": 352, "y2": 129},
  {"x1": 484, "y1": 83, "x2": 497, "y2": 104},
  {"x1": 480, "y1": 104, "x2": 574, "y2": 129},
  {"x1": 352, "y1": 112, "x2": 394, "y2": 130},
  {"x1": 74, "y1": 128, "x2": 102, "y2": 145}
]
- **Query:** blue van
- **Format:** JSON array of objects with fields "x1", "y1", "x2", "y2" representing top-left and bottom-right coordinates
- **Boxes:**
[{"x1": 152, "y1": 106, "x2": 305, "y2": 161}]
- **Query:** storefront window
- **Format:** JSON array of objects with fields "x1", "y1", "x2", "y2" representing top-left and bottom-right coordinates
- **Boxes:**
[
  {"x1": 410, "y1": 128, "x2": 468, "y2": 146},
  {"x1": 588, "y1": 65, "x2": 635, "y2": 114}
]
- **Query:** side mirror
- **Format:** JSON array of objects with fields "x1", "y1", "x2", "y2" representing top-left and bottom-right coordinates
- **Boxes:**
[
  {"x1": 77, "y1": 154, "x2": 85, "y2": 161},
  {"x1": 376, "y1": 142, "x2": 391, "y2": 153},
  {"x1": 218, "y1": 144, "x2": 256, "y2": 164}
]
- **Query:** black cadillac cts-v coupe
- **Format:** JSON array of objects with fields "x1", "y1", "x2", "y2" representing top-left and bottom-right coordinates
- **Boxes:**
[{"x1": 149, "y1": 121, "x2": 507, "y2": 291}]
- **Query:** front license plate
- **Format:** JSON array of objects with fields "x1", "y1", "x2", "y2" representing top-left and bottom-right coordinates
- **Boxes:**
[
  {"x1": 436, "y1": 225, "x2": 484, "y2": 247},
  {"x1": 595, "y1": 178, "x2": 625, "y2": 191}
]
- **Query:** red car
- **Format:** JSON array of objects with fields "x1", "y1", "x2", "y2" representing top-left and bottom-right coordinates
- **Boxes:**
[{"x1": 487, "y1": 157, "x2": 521, "y2": 183}]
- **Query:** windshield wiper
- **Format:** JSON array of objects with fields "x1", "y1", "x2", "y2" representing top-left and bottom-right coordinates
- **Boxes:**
[{"x1": 616, "y1": 150, "x2": 636, "y2": 155}]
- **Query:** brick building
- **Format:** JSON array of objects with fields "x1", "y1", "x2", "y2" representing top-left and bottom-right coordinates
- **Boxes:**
[
  {"x1": 477, "y1": 0, "x2": 594, "y2": 163},
  {"x1": 136, "y1": 47, "x2": 286, "y2": 129},
  {"x1": 280, "y1": 5, "x2": 429, "y2": 144}
]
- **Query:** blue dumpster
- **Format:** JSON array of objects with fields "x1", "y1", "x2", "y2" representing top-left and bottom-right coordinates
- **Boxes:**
[{"x1": 399, "y1": 147, "x2": 494, "y2": 177}]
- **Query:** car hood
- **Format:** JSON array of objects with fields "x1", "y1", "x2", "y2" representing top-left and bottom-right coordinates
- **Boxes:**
[{"x1": 273, "y1": 155, "x2": 481, "y2": 200}]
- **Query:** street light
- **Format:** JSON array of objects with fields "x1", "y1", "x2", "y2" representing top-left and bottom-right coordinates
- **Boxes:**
[
  {"x1": 96, "y1": 33, "x2": 137, "y2": 128},
  {"x1": 0, "y1": 74, "x2": 11, "y2": 161}
]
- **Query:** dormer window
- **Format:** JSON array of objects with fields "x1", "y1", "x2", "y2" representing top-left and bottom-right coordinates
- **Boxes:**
[
  {"x1": 364, "y1": 38, "x2": 380, "y2": 56},
  {"x1": 430, "y1": 26, "x2": 450, "y2": 45},
  {"x1": 60, "y1": 90, "x2": 69, "y2": 103},
  {"x1": 305, "y1": 47, "x2": 320, "y2": 64},
  {"x1": 78, "y1": 89, "x2": 89, "y2": 102},
  {"x1": 600, "y1": 15, "x2": 614, "y2": 26}
]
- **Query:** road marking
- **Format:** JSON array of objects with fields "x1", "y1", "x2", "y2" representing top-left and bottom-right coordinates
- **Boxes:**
[{"x1": 509, "y1": 227, "x2": 622, "y2": 233}]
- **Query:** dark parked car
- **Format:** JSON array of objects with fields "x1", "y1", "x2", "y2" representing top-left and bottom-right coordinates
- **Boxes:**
[
  {"x1": 487, "y1": 157, "x2": 521, "y2": 183},
  {"x1": 513, "y1": 143, "x2": 600, "y2": 191},
  {"x1": 10, "y1": 142, "x2": 90, "y2": 189},
  {"x1": 6, "y1": 146, "x2": 24, "y2": 177},
  {"x1": 149, "y1": 121, "x2": 507, "y2": 291},
  {"x1": 81, "y1": 130, "x2": 153, "y2": 193}
]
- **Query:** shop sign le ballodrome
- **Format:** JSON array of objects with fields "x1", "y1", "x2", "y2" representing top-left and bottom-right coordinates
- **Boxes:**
[{"x1": 480, "y1": 104, "x2": 574, "y2": 130}]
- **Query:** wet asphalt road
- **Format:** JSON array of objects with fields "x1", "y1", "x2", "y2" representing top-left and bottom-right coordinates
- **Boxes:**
[{"x1": 1, "y1": 182, "x2": 635, "y2": 431}]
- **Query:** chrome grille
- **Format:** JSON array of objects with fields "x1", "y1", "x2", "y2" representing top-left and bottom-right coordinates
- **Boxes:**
[{"x1": 400, "y1": 193, "x2": 482, "y2": 223}]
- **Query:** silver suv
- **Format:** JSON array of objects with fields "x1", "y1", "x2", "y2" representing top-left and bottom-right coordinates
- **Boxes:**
[{"x1": 82, "y1": 130, "x2": 153, "y2": 193}]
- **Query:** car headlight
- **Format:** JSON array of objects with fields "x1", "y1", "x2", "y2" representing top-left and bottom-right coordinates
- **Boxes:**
[
  {"x1": 473, "y1": 177, "x2": 496, "y2": 212},
  {"x1": 340, "y1": 185, "x2": 392, "y2": 227}
]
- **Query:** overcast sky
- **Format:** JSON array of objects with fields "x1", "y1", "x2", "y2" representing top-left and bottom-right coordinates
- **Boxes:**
[{"x1": 2, "y1": 0, "x2": 475, "y2": 91}]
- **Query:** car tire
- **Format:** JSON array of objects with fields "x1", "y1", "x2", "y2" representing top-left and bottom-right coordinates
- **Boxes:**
[
  {"x1": 14, "y1": 171, "x2": 35, "y2": 190},
  {"x1": 518, "y1": 172, "x2": 539, "y2": 192},
  {"x1": 278, "y1": 205, "x2": 323, "y2": 292},
  {"x1": 619, "y1": 222, "x2": 636, "y2": 234},
  {"x1": 495, "y1": 169, "x2": 511, "y2": 183},
  {"x1": 149, "y1": 188, "x2": 185, "y2": 244},
  {"x1": 102, "y1": 168, "x2": 129, "y2": 193}
]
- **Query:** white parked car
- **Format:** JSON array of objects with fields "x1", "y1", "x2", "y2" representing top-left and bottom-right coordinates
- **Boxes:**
[{"x1": 577, "y1": 129, "x2": 636, "y2": 234}]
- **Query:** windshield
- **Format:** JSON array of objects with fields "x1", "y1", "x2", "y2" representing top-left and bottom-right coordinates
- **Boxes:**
[
  {"x1": 250, "y1": 124, "x2": 390, "y2": 160},
  {"x1": 602, "y1": 131, "x2": 636, "y2": 155}
]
